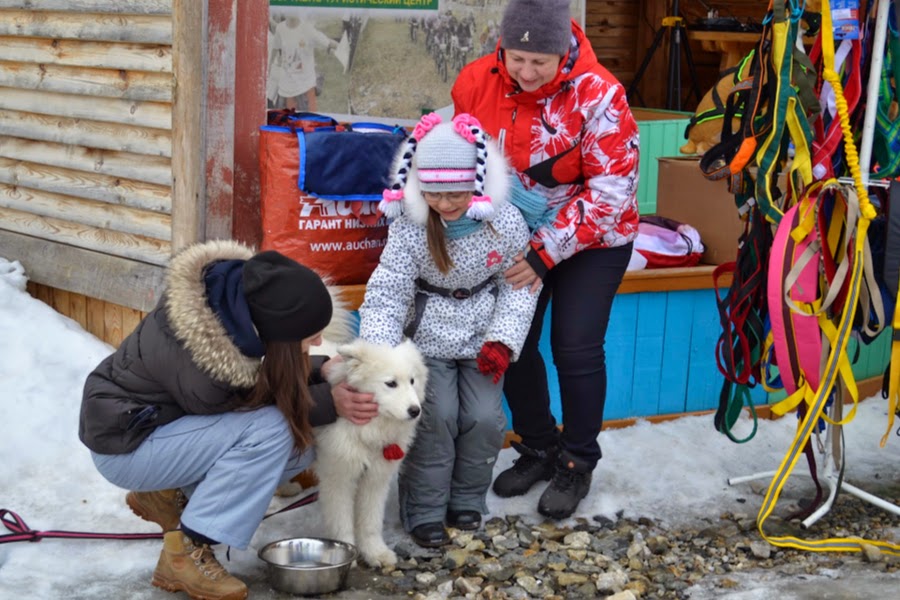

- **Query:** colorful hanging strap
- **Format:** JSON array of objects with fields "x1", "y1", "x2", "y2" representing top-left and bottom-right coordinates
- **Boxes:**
[
  {"x1": 752, "y1": 0, "x2": 900, "y2": 555},
  {"x1": 872, "y1": 10, "x2": 900, "y2": 179},
  {"x1": 753, "y1": 0, "x2": 817, "y2": 224}
]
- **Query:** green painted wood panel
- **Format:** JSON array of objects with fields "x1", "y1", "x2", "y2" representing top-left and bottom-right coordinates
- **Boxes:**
[{"x1": 634, "y1": 109, "x2": 692, "y2": 215}]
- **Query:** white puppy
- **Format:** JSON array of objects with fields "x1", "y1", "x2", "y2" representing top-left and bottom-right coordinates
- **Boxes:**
[{"x1": 314, "y1": 338, "x2": 427, "y2": 568}]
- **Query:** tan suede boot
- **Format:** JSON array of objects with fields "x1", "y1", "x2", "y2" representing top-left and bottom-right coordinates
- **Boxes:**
[
  {"x1": 152, "y1": 531, "x2": 248, "y2": 600},
  {"x1": 126, "y1": 489, "x2": 187, "y2": 532}
]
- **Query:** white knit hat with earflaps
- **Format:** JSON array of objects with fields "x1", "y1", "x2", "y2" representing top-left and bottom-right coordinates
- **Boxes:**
[{"x1": 379, "y1": 113, "x2": 509, "y2": 224}]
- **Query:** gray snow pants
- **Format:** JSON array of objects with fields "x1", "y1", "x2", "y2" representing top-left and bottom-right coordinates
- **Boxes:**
[{"x1": 398, "y1": 357, "x2": 506, "y2": 531}]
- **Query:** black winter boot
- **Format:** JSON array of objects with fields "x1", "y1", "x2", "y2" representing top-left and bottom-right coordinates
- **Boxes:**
[
  {"x1": 492, "y1": 441, "x2": 559, "y2": 498},
  {"x1": 537, "y1": 451, "x2": 593, "y2": 519}
]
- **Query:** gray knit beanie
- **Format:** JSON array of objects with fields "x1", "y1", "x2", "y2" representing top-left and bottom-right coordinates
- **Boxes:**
[
  {"x1": 414, "y1": 122, "x2": 478, "y2": 193},
  {"x1": 500, "y1": 0, "x2": 572, "y2": 56}
]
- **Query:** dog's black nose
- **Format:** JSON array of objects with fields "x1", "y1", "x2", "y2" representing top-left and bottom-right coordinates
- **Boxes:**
[{"x1": 408, "y1": 406, "x2": 421, "y2": 419}]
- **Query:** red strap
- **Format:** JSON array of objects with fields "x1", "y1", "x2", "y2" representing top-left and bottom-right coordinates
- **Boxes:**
[{"x1": 0, "y1": 490, "x2": 319, "y2": 545}]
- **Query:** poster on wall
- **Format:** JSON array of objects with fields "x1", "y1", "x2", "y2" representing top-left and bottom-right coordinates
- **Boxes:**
[{"x1": 267, "y1": 0, "x2": 585, "y2": 120}]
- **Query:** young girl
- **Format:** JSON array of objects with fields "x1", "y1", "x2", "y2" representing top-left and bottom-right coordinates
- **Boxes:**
[
  {"x1": 79, "y1": 241, "x2": 374, "y2": 600},
  {"x1": 359, "y1": 113, "x2": 539, "y2": 548}
]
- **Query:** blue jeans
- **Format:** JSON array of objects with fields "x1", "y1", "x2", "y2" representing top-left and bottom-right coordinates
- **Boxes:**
[{"x1": 92, "y1": 406, "x2": 314, "y2": 549}]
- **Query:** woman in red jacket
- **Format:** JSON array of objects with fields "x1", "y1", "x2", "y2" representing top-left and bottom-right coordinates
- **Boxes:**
[{"x1": 452, "y1": 0, "x2": 640, "y2": 519}]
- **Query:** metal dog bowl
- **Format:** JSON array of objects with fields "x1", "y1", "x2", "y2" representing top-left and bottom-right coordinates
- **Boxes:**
[{"x1": 258, "y1": 537, "x2": 358, "y2": 596}]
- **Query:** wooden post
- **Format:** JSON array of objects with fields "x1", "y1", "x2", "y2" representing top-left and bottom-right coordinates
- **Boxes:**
[
  {"x1": 204, "y1": 0, "x2": 237, "y2": 242},
  {"x1": 171, "y1": 0, "x2": 205, "y2": 251},
  {"x1": 232, "y1": 0, "x2": 268, "y2": 247}
]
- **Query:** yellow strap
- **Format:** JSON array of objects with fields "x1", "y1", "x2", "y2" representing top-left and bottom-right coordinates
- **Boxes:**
[
  {"x1": 883, "y1": 297, "x2": 900, "y2": 446},
  {"x1": 758, "y1": 210, "x2": 900, "y2": 555},
  {"x1": 754, "y1": 2, "x2": 900, "y2": 555}
]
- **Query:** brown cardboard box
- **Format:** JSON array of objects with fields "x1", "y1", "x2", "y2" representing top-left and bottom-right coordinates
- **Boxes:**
[{"x1": 654, "y1": 156, "x2": 744, "y2": 265}]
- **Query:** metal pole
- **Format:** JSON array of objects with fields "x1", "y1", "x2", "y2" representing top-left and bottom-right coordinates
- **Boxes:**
[{"x1": 859, "y1": 0, "x2": 891, "y2": 177}]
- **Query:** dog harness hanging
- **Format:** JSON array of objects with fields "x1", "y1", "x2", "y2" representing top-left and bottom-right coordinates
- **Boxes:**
[{"x1": 750, "y1": 0, "x2": 900, "y2": 556}]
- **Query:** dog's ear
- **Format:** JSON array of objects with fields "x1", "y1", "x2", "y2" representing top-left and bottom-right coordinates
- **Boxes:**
[{"x1": 337, "y1": 338, "x2": 383, "y2": 370}]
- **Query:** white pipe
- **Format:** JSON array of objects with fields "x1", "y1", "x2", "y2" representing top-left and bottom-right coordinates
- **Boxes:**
[{"x1": 859, "y1": 0, "x2": 892, "y2": 176}]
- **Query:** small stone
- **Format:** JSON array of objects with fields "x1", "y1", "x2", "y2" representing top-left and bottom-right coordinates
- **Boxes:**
[
  {"x1": 605, "y1": 591, "x2": 638, "y2": 600},
  {"x1": 749, "y1": 541, "x2": 771, "y2": 559},
  {"x1": 564, "y1": 531, "x2": 592, "y2": 549},
  {"x1": 555, "y1": 572, "x2": 588, "y2": 587},
  {"x1": 454, "y1": 576, "x2": 481, "y2": 595},
  {"x1": 860, "y1": 542, "x2": 883, "y2": 563},
  {"x1": 595, "y1": 570, "x2": 628, "y2": 593},
  {"x1": 415, "y1": 572, "x2": 437, "y2": 585}
]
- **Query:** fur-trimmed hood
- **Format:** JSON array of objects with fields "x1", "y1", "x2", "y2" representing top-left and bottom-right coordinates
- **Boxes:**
[
  {"x1": 165, "y1": 240, "x2": 355, "y2": 388},
  {"x1": 164, "y1": 239, "x2": 259, "y2": 388}
]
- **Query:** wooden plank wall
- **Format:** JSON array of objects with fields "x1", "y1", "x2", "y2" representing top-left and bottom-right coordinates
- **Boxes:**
[
  {"x1": 627, "y1": 0, "x2": 776, "y2": 111},
  {"x1": 26, "y1": 281, "x2": 146, "y2": 347},
  {"x1": 584, "y1": 0, "x2": 639, "y2": 88},
  {"x1": 0, "y1": 0, "x2": 175, "y2": 263},
  {"x1": 540, "y1": 288, "x2": 892, "y2": 421},
  {"x1": 0, "y1": 0, "x2": 189, "y2": 312}
]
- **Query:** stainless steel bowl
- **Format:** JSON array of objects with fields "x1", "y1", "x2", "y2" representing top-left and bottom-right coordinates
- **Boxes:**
[{"x1": 258, "y1": 537, "x2": 358, "y2": 596}]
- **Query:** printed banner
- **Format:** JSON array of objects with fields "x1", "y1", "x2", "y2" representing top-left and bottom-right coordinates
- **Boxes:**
[{"x1": 267, "y1": 0, "x2": 585, "y2": 119}]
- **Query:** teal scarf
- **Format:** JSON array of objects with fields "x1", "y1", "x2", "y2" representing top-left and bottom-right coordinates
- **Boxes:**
[
  {"x1": 444, "y1": 215, "x2": 483, "y2": 240},
  {"x1": 506, "y1": 174, "x2": 562, "y2": 232}
]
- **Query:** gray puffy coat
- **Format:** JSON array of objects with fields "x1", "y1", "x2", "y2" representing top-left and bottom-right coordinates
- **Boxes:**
[{"x1": 79, "y1": 240, "x2": 339, "y2": 455}]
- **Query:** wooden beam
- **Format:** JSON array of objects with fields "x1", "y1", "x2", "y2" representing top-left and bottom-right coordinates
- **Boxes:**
[
  {"x1": 232, "y1": 0, "x2": 267, "y2": 246},
  {"x1": 0, "y1": 87, "x2": 172, "y2": 129},
  {"x1": 618, "y1": 265, "x2": 732, "y2": 294},
  {"x1": 0, "y1": 136, "x2": 172, "y2": 186},
  {"x1": 0, "y1": 183, "x2": 171, "y2": 240},
  {"x1": 0, "y1": 0, "x2": 173, "y2": 16},
  {"x1": 0, "y1": 36, "x2": 172, "y2": 72},
  {"x1": 0, "y1": 205, "x2": 170, "y2": 265},
  {"x1": 0, "y1": 157, "x2": 172, "y2": 213},
  {"x1": 203, "y1": 0, "x2": 236, "y2": 242},
  {"x1": 170, "y1": 0, "x2": 204, "y2": 251},
  {"x1": 0, "y1": 9, "x2": 172, "y2": 44},
  {"x1": 0, "y1": 109, "x2": 172, "y2": 157},
  {"x1": 0, "y1": 230, "x2": 166, "y2": 312},
  {"x1": 0, "y1": 60, "x2": 173, "y2": 102}
]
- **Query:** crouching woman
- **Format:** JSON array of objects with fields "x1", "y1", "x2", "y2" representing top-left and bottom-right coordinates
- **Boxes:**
[{"x1": 79, "y1": 240, "x2": 373, "y2": 600}]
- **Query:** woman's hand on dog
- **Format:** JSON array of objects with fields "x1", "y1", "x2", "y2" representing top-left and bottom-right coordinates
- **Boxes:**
[{"x1": 332, "y1": 381, "x2": 378, "y2": 425}]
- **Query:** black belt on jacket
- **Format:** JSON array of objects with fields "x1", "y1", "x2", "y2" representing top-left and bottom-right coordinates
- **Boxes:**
[{"x1": 415, "y1": 276, "x2": 495, "y2": 300}]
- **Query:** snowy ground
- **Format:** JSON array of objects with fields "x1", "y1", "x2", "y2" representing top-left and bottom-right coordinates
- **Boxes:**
[{"x1": 2, "y1": 256, "x2": 899, "y2": 599}]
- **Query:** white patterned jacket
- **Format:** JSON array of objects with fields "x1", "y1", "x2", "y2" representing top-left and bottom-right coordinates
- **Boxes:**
[{"x1": 359, "y1": 202, "x2": 539, "y2": 361}]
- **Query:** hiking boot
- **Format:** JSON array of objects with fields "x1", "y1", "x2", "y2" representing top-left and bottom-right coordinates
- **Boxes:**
[
  {"x1": 537, "y1": 453, "x2": 593, "y2": 520},
  {"x1": 126, "y1": 489, "x2": 187, "y2": 532},
  {"x1": 152, "y1": 531, "x2": 248, "y2": 600},
  {"x1": 409, "y1": 522, "x2": 450, "y2": 548},
  {"x1": 446, "y1": 509, "x2": 481, "y2": 531},
  {"x1": 492, "y1": 441, "x2": 558, "y2": 498}
]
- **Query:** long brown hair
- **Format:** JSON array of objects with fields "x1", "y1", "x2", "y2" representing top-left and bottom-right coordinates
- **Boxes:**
[
  {"x1": 426, "y1": 209, "x2": 498, "y2": 274},
  {"x1": 243, "y1": 340, "x2": 314, "y2": 450},
  {"x1": 427, "y1": 209, "x2": 454, "y2": 274}
]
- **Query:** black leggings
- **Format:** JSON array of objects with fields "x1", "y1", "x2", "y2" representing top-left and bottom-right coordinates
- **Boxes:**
[{"x1": 503, "y1": 243, "x2": 632, "y2": 468}]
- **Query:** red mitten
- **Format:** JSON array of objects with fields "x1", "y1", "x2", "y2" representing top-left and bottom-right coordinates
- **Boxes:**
[{"x1": 476, "y1": 341, "x2": 512, "y2": 384}]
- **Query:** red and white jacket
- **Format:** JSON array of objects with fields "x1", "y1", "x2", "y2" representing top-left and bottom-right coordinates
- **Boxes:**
[{"x1": 451, "y1": 20, "x2": 640, "y2": 274}]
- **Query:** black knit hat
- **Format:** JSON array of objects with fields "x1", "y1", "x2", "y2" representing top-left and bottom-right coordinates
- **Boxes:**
[
  {"x1": 500, "y1": 0, "x2": 572, "y2": 56},
  {"x1": 242, "y1": 251, "x2": 332, "y2": 343}
]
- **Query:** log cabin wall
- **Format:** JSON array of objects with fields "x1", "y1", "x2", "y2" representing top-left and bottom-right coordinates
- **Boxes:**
[{"x1": 0, "y1": 0, "x2": 203, "y2": 319}]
